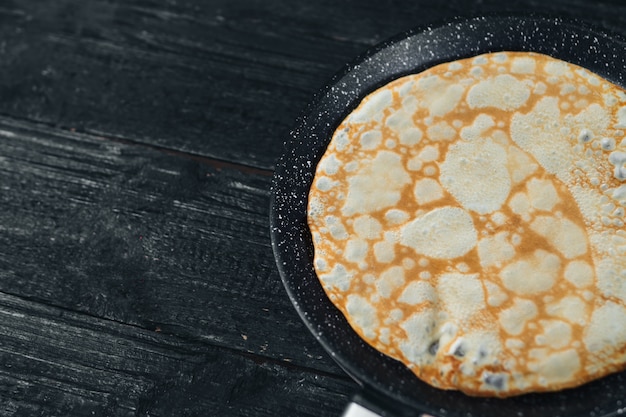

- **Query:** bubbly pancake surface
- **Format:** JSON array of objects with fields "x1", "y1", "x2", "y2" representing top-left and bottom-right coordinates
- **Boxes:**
[{"x1": 307, "y1": 52, "x2": 626, "y2": 397}]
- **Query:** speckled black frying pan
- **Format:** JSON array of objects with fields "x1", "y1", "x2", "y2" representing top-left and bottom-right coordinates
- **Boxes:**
[{"x1": 269, "y1": 14, "x2": 626, "y2": 417}]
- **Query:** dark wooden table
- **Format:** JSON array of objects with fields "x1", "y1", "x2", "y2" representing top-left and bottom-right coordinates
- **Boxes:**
[{"x1": 1, "y1": 1, "x2": 625, "y2": 416}]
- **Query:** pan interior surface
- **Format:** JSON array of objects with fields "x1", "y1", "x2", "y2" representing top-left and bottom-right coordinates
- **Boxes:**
[{"x1": 270, "y1": 14, "x2": 626, "y2": 417}]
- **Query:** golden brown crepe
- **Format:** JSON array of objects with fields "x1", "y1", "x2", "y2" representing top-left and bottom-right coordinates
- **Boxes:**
[{"x1": 307, "y1": 51, "x2": 626, "y2": 397}]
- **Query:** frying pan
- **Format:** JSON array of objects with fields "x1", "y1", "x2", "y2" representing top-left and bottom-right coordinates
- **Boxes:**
[{"x1": 269, "y1": 14, "x2": 626, "y2": 417}]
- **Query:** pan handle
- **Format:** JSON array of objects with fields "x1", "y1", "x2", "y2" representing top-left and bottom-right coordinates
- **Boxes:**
[
  {"x1": 342, "y1": 402, "x2": 383, "y2": 417},
  {"x1": 341, "y1": 390, "x2": 436, "y2": 417}
]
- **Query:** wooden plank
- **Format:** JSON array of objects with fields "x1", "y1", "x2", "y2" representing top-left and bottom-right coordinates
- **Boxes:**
[
  {"x1": 0, "y1": 116, "x2": 341, "y2": 376},
  {"x1": 0, "y1": 0, "x2": 368, "y2": 171},
  {"x1": 0, "y1": 0, "x2": 623, "y2": 170},
  {"x1": 0, "y1": 291, "x2": 356, "y2": 416}
]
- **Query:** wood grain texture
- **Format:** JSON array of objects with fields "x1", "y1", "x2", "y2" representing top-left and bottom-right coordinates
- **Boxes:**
[
  {"x1": 0, "y1": 292, "x2": 354, "y2": 417},
  {"x1": 0, "y1": 115, "x2": 346, "y2": 374},
  {"x1": 0, "y1": 116, "x2": 359, "y2": 415},
  {"x1": 0, "y1": 0, "x2": 624, "y2": 170}
]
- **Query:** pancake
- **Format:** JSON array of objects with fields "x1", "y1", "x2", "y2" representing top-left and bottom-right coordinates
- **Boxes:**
[{"x1": 307, "y1": 51, "x2": 626, "y2": 397}]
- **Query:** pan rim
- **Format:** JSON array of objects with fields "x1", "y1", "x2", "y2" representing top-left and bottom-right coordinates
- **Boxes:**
[{"x1": 270, "y1": 12, "x2": 626, "y2": 417}]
